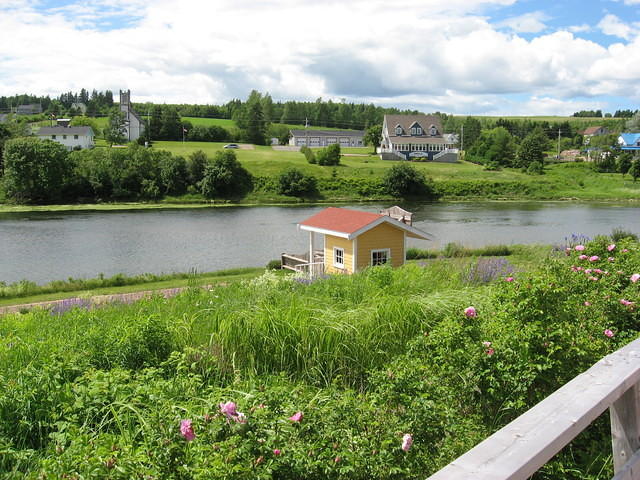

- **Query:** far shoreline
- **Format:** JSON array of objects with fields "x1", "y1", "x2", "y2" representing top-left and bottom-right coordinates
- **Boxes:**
[{"x1": 2, "y1": 196, "x2": 640, "y2": 214}]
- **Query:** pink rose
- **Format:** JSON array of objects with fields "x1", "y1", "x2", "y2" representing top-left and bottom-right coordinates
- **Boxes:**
[
  {"x1": 482, "y1": 341, "x2": 492, "y2": 347},
  {"x1": 607, "y1": 244, "x2": 616, "y2": 252},
  {"x1": 589, "y1": 256, "x2": 600, "y2": 262},
  {"x1": 579, "y1": 255, "x2": 588, "y2": 260},
  {"x1": 604, "y1": 329, "x2": 614, "y2": 338},
  {"x1": 584, "y1": 301, "x2": 591, "y2": 306},
  {"x1": 401, "y1": 434, "x2": 413, "y2": 452},
  {"x1": 631, "y1": 273, "x2": 640, "y2": 283},
  {"x1": 180, "y1": 419, "x2": 196, "y2": 441},
  {"x1": 608, "y1": 257, "x2": 615, "y2": 262},
  {"x1": 575, "y1": 245, "x2": 586, "y2": 251},
  {"x1": 289, "y1": 412, "x2": 304, "y2": 422},
  {"x1": 464, "y1": 306, "x2": 477, "y2": 318},
  {"x1": 486, "y1": 348, "x2": 495, "y2": 356},
  {"x1": 505, "y1": 276, "x2": 514, "y2": 282},
  {"x1": 273, "y1": 449, "x2": 281, "y2": 456}
]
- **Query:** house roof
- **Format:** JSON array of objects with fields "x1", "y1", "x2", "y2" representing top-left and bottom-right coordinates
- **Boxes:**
[
  {"x1": 384, "y1": 114, "x2": 444, "y2": 137},
  {"x1": 299, "y1": 207, "x2": 430, "y2": 240},
  {"x1": 37, "y1": 126, "x2": 94, "y2": 136},
  {"x1": 289, "y1": 129, "x2": 364, "y2": 137},
  {"x1": 619, "y1": 133, "x2": 640, "y2": 146},
  {"x1": 582, "y1": 126, "x2": 605, "y2": 135}
]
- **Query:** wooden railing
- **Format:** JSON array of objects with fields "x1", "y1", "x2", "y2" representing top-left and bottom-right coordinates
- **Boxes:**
[{"x1": 427, "y1": 337, "x2": 640, "y2": 480}]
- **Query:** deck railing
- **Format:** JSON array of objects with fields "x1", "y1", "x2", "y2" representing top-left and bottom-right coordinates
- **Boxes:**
[
  {"x1": 293, "y1": 261, "x2": 325, "y2": 277},
  {"x1": 427, "y1": 337, "x2": 640, "y2": 480}
]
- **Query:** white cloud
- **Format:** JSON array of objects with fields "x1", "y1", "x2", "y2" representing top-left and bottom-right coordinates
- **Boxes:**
[
  {"x1": 0, "y1": 0, "x2": 639, "y2": 115},
  {"x1": 567, "y1": 24, "x2": 591, "y2": 33},
  {"x1": 598, "y1": 13, "x2": 638, "y2": 40},
  {"x1": 496, "y1": 11, "x2": 549, "y2": 33}
]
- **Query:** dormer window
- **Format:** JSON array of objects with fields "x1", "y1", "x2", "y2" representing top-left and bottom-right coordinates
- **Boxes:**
[
  {"x1": 395, "y1": 125, "x2": 403, "y2": 135},
  {"x1": 429, "y1": 125, "x2": 438, "y2": 136},
  {"x1": 410, "y1": 122, "x2": 423, "y2": 135}
]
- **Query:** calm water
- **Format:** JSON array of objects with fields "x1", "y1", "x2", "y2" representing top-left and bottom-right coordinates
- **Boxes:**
[{"x1": 1, "y1": 202, "x2": 639, "y2": 285}]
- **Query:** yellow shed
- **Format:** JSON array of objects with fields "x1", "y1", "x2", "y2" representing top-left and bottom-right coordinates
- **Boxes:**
[{"x1": 297, "y1": 207, "x2": 430, "y2": 275}]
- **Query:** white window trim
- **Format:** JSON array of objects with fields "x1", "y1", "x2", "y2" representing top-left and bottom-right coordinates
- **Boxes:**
[
  {"x1": 333, "y1": 247, "x2": 345, "y2": 269},
  {"x1": 371, "y1": 248, "x2": 391, "y2": 266}
]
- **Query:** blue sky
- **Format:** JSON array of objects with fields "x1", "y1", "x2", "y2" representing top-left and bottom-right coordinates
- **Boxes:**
[{"x1": 1, "y1": 0, "x2": 639, "y2": 115}]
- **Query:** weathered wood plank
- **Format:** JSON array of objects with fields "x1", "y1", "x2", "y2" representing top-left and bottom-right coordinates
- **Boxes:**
[
  {"x1": 612, "y1": 448, "x2": 640, "y2": 480},
  {"x1": 611, "y1": 383, "x2": 640, "y2": 474},
  {"x1": 427, "y1": 338, "x2": 640, "y2": 480}
]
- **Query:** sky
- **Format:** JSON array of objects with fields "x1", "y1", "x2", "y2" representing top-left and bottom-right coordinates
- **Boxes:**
[{"x1": 0, "y1": 0, "x2": 639, "y2": 115}]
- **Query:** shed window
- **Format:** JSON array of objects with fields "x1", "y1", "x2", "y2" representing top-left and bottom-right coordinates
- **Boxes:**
[
  {"x1": 51, "y1": 135, "x2": 56, "y2": 139},
  {"x1": 62, "y1": 135, "x2": 67, "y2": 139},
  {"x1": 74, "y1": 135, "x2": 78, "y2": 139},
  {"x1": 371, "y1": 249, "x2": 390, "y2": 266},
  {"x1": 333, "y1": 247, "x2": 345, "y2": 268}
]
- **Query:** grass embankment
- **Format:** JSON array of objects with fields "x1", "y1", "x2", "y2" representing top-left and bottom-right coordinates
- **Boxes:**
[
  {"x1": 0, "y1": 268, "x2": 263, "y2": 307},
  {"x1": 1, "y1": 238, "x2": 638, "y2": 478}
]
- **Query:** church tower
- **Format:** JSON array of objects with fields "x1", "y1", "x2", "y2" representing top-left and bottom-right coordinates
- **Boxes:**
[{"x1": 119, "y1": 89, "x2": 143, "y2": 142}]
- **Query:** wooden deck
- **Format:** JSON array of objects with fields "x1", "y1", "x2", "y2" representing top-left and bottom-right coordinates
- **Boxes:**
[
  {"x1": 281, "y1": 251, "x2": 324, "y2": 276},
  {"x1": 427, "y1": 337, "x2": 640, "y2": 480}
]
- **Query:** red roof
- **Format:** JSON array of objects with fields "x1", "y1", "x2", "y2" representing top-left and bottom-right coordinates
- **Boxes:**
[{"x1": 300, "y1": 207, "x2": 383, "y2": 235}]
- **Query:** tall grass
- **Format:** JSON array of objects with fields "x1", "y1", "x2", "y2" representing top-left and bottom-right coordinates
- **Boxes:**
[{"x1": 0, "y1": 263, "x2": 478, "y2": 388}]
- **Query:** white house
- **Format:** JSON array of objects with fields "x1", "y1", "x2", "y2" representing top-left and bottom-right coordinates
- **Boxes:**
[
  {"x1": 119, "y1": 90, "x2": 143, "y2": 142},
  {"x1": 289, "y1": 129, "x2": 364, "y2": 147},
  {"x1": 380, "y1": 114, "x2": 458, "y2": 162},
  {"x1": 37, "y1": 126, "x2": 95, "y2": 150}
]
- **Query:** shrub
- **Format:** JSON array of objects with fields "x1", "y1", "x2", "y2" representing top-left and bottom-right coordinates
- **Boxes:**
[
  {"x1": 527, "y1": 161, "x2": 544, "y2": 175},
  {"x1": 277, "y1": 168, "x2": 317, "y2": 197},
  {"x1": 266, "y1": 259, "x2": 281, "y2": 270},
  {"x1": 200, "y1": 149, "x2": 253, "y2": 198},
  {"x1": 611, "y1": 227, "x2": 639, "y2": 242},
  {"x1": 316, "y1": 143, "x2": 341, "y2": 166},
  {"x1": 383, "y1": 163, "x2": 436, "y2": 198},
  {"x1": 300, "y1": 145, "x2": 316, "y2": 164}
]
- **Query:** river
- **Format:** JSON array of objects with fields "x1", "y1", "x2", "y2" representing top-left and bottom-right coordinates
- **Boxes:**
[{"x1": 1, "y1": 202, "x2": 639, "y2": 285}]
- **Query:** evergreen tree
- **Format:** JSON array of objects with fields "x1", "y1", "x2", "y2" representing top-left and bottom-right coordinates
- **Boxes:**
[
  {"x1": 159, "y1": 107, "x2": 181, "y2": 140},
  {"x1": 149, "y1": 105, "x2": 163, "y2": 141},
  {"x1": 515, "y1": 127, "x2": 548, "y2": 168},
  {"x1": 462, "y1": 117, "x2": 482, "y2": 150}
]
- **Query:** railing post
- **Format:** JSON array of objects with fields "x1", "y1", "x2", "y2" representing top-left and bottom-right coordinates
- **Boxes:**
[{"x1": 610, "y1": 382, "x2": 640, "y2": 474}]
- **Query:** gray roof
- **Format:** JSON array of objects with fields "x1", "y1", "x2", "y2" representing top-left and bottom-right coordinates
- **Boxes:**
[
  {"x1": 37, "y1": 126, "x2": 94, "y2": 136},
  {"x1": 384, "y1": 114, "x2": 444, "y2": 139},
  {"x1": 289, "y1": 129, "x2": 364, "y2": 137}
]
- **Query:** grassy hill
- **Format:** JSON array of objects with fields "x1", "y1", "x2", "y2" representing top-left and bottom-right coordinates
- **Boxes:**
[{"x1": 153, "y1": 141, "x2": 640, "y2": 201}]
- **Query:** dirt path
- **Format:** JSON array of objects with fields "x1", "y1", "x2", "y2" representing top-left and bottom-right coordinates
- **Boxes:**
[{"x1": 0, "y1": 285, "x2": 201, "y2": 316}]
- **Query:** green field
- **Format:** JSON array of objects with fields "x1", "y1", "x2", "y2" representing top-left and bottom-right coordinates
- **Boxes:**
[{"x1": 152, "y1": 141, "x2": 640, "y2": 201}]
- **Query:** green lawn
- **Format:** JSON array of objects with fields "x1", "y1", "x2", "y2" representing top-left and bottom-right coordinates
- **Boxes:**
[{"x1": 154, "y1": 141, "x2": 526, "y2": 180}]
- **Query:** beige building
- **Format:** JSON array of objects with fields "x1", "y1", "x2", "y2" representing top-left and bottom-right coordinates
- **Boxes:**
[{"x1": 380, "y1": 114, "x2": 458, "y2": 162}]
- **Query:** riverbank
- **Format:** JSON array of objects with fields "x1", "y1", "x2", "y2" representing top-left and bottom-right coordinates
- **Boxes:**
[{"x1": 1, "y1": 161, "x2": 639, "y2": 213}]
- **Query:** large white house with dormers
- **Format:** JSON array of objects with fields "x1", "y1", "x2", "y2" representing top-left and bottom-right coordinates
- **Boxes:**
[{"x1": 380, "y1": 114, "x2": 458, "y2": 162}]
